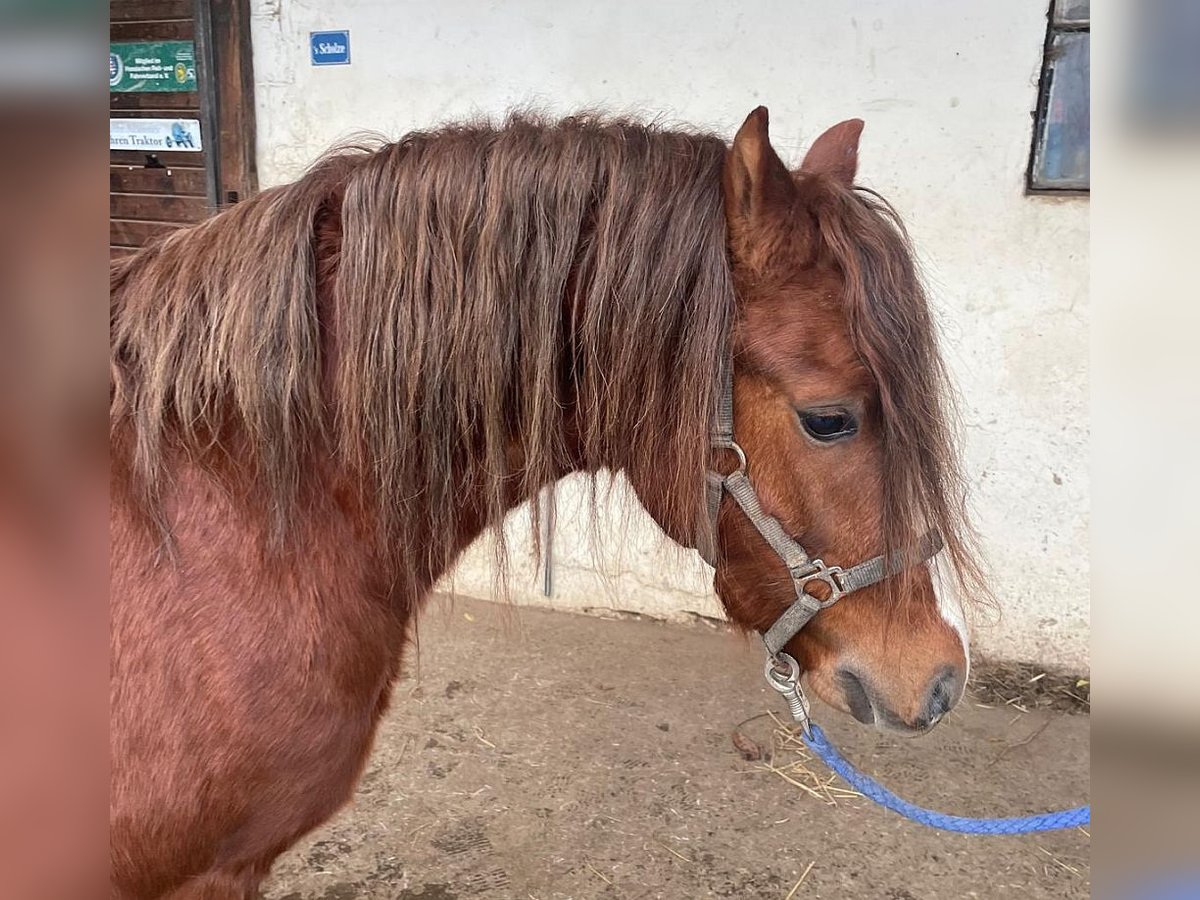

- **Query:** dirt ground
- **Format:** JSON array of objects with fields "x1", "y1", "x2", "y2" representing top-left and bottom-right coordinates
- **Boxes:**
[{"x1": 263, "y1": 596, "x2": 1090, "y2": 900}]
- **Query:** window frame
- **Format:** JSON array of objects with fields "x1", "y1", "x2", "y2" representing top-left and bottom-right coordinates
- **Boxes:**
[{"x1": 1026, "y1": 0, "x2": 1090, "y2": 196}]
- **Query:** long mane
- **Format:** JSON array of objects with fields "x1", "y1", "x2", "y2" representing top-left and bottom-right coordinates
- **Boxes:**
[
  {"x1": 110, "y1": 110, "x2": 980, "y2": 603},
  {"x1": 806, "y1": 179, "x2": 984, "y2": 600},
  {"x1": 110, "y1": 113, "x2": 736, "y2": 580}
]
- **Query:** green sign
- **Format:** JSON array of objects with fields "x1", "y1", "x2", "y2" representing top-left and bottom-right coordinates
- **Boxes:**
[{"x1": 109, "y1": 41, "x2": 197, "y2": 93}]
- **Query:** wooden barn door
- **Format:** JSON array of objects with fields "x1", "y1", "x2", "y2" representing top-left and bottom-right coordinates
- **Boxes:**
[{"x1": 109, "y1": 0, "x2": 257, "y2": 258}]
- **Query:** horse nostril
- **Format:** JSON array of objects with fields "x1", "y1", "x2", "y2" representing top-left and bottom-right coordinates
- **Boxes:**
[
  {"x1": 836, "y1": 669, "x2": 876, "y2": 725},
  {"x1": 922, "y1": 668, "x2": 961, "y2": 725}
]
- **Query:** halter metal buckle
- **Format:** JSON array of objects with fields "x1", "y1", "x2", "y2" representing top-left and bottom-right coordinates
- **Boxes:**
[{"x1": 791, "y1": 559, "x2": 848, "y2": 607}]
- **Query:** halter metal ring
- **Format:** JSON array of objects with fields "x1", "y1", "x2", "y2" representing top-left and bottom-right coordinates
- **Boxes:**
[
  {"x1": 791, "y1": 559, "x2": 847, "y2": 607},
  {"x1": 764, "y1": 650, "x2": 801, "y2": 693},
  {"x1": 714, "y1": 439, "x2": 748, "y2": 475},
  {"x1": 728, "y1": 441, "x2": 748, "y2": 475}
]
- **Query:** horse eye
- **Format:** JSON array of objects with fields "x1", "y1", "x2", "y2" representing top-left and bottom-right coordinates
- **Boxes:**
[{"x1": 800, "y1": 409, "x2": 858, "y2": 442}]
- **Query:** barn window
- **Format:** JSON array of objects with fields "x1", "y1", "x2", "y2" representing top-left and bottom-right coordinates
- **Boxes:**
[{"x1": 1027, "y1": 1, "x2": 1090, "y2": 193}]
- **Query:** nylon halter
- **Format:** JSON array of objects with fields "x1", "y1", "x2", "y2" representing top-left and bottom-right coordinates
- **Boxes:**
[{"x1": 698, "y1": 358, "x2": 944, "y2": 660}]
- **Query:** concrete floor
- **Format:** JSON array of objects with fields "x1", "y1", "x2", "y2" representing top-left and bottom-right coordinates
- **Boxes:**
[{"x1": 264, "y1": 596, "x2": 1090, "y2": 900}]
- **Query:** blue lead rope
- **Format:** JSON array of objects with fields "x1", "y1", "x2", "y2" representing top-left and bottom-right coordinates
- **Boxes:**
[{"x1": 801, "y1": 723, "x2": 1091, "y2": 834}]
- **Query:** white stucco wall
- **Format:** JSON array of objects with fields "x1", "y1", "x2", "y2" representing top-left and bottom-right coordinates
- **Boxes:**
[{"x1": 248, "y1": 0, "x2": 1089, "y2": 669}]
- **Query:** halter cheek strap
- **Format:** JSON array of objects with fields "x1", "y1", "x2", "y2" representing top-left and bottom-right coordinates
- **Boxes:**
[{"x1": 699, "y1": 359, "x2": 943, "y2": 659}]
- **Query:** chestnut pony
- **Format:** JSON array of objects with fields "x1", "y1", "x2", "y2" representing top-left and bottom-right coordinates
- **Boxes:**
[{"x1": 110, "y1": 109, "x2": 979, "y2": 898}]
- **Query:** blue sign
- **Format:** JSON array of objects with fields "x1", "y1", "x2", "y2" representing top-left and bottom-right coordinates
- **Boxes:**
[{"x1": 310, "y1": 30, "x2": 350, "y2": 66}]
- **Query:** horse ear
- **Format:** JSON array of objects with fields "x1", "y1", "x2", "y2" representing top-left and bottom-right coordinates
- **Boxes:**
[
  {"x1": 724, "y1": 106, "x2": 796, "y2": 223},
  {"x1": 799, "y1": 118, "x2": 864, "y2": 185}
]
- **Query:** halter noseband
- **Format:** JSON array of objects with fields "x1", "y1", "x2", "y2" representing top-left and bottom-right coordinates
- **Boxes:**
[{"x1": 698, "y1": 358, "x2": 943, "y2": 728}]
